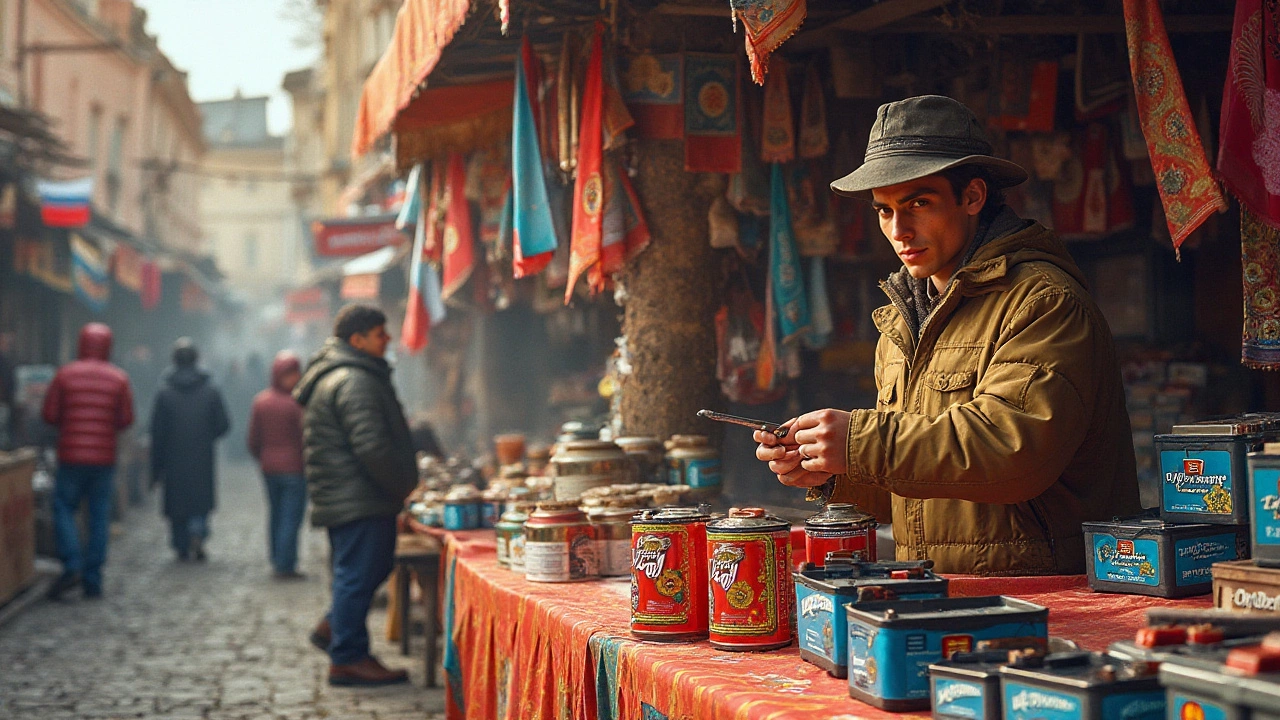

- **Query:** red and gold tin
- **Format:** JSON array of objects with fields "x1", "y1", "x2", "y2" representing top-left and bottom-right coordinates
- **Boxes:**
[
  {"x1": 706, "y1": 508, "x2": 793, "y2": 651},
  {"x1": 804, "y1": 503, "x2": 878, "y2": 566},
  {"x1": 630, "y1": 506, "x2": 711, "y2": 642},
  {"x1": 523, "y1": 501, "x2": 599, "y2": 582}
]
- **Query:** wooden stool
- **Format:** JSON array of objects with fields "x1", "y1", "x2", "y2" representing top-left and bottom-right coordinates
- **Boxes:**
[{"x1": 393, "y1": 533, "x2": 443, "y2": 688}]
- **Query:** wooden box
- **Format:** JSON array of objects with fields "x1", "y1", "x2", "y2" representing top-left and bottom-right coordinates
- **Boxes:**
[
  {"x1": 1212, "y1": 559, "x2": 1280, "y2": 613},
  {"x1": 0, "y1": 449, "x2": 36, "y2": 607}
]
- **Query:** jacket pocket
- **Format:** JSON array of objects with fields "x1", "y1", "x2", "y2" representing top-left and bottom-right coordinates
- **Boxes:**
[
  {"x1": 920, "y1": 369, "x2": 976, "y2": 393},
  {"x1": 877, "y1": 364, "x2": 904, "y2": 410}
]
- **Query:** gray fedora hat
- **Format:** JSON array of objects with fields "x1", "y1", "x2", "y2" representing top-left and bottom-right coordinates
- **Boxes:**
[{"x1": 831, "y1": 95, "x2": 1028, "y2": 200}]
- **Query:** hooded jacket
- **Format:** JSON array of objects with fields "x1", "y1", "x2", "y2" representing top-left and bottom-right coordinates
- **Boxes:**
[
  {"x1": 247, "y1": 354, "x2": 304, "y2": 476},
  {"x1": 832, "y1": 219, "x2": 1141, "y2": 575},
  {"x1": 42, "y1": 324, "x2": 134, "y2": 466},
  {"x1": 294, "y1": 338, "x2": 416, "y2": 528},
  {"x1": 151, "y1": 364, "x2": 230, "y2": 519}
]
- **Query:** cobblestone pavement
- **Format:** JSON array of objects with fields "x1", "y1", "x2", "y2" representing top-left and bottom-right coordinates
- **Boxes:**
[{"x1": 0, "y1": 457, "x2": 445, "y2": 720}]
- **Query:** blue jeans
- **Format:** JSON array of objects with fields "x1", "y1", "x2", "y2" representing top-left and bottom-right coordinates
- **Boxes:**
[
  {"x1": 170, "y1": 514, "x2": 210, "y2": 555},
  {"x1": 326, "y1": 515, "x2": 396, "y2": 665},
  {"x1": 52, "y1": 464, "x2": 115, "y2": 592},
  {"x1": 263, "y1": 473, "x2": 307, "y2": 574}
]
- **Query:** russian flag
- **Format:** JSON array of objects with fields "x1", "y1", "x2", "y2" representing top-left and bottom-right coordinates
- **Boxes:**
[
  {"x1": 37, "y1": 177, "x2": 93, "y2": 228},
  {"x1": 401, "y1": 163, "x2": 446, "y2": 354}
]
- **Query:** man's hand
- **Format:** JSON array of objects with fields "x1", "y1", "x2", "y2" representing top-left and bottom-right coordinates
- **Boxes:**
[{"x1": 754, "y1": 408, "x2": 851, "y2": 489}]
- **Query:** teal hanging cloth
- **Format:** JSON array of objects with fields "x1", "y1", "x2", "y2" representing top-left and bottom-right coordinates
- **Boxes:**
[{"x1": 769, "y1": 162, "x2": 809, "y2": 344}]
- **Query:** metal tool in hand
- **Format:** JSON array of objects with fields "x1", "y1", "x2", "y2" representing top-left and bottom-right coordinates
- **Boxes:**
[{"x1": 697, "y1": 409, "x2": 790, "y2": 439}]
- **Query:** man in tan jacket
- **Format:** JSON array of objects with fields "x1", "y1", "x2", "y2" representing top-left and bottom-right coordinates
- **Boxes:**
[{"x1": 756, "y1": 95, "x2": 1140, "y2": 575}]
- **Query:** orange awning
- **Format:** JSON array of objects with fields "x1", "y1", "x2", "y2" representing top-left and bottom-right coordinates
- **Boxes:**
[
  {"x1": 352, "y1": 0, "x2": 474, "y2": 159},
  {"x1": 392, "y1": 79, "x2": 514, "y2": 169}
]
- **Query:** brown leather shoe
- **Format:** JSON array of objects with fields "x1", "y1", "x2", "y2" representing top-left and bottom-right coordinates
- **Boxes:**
[
  {"x1": 309, "y1": 618, "x2": 331, "y2": 653},
  {"x1": 328, "y1": 656, "x2": 410, "y2": 686}
]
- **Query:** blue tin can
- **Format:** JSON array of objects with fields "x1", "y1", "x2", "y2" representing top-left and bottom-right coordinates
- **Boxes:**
[
  {"x1": 929, "y1": 650, "x2": 1009, "y2": 720},
  {"x1": 443, "y1": 501, "x2": 480, "y2": 530},
  {"x1": 1156, "y1": 415, "x2": 1280, "y2": 525},
  {"x1": 795, "y1": 558, "x2": 947, "y2": 678},
  {"x1": 1082, "y1": 518, "x2": 1248, "y2": 598},
  {"x1": 479, "y1": 500, "x2": 501, "y2": 529},
  {"x1": 1000, "y1": 652, "x2": 1164, "y2": 720},
  {"x1": 845, "y1": 595, "x2": 1048, "y2": 711}
]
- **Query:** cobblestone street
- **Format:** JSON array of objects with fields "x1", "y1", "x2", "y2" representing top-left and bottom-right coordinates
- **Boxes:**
[{"x1": 0, "y1": 458, "x2": 445, "y2": 720}]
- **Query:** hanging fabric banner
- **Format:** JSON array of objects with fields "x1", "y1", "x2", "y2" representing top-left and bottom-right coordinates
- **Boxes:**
[
  {"x1": 731, "y1": 0, "x2": 807, "y2": 85},
  {"x1": 593, "y1": 160, "x2": 651, "y2": 292},
  {"x1": 37, "y1": 177, "x2": 92, "y2": 228},
  {"x1": 513, "y1": 36, "x2": 559, "y2": 279},
  {"x1": 797, "y1": 62, "x2": 829, "y2": 159},
  {"x1": 760, "y1": 59, "x2": 795, "y2": 164},
  {"x1": 403, "y1": 164, "x2": 447, "y2": 354},
  {"x1": 70, "y1": 233, "x2": 109, "y2": 312},
  {"x1": 1218, "y1": 0, "x2": 1280, "y2": 229},
  {"x1": 113, "y1": 243, "x2": 145, "y2": 294},
  {"x1": 1242, "y1": 208, "x2": 1280, "y2": 369},
  {"x1": 441, "y1": 153, "x2": 476, "y2": 300},
  {"x1": 804, "y1": 256, "x2": 832, "y2": 350},
  {"x1": 768, "y1": 163, "x2": 809, "y2": 345},
  {"x1": 602, "y1": 47, "x2": 636, "y2": 151},
  {"x1": 565, "y1": 24, "x2": 605, "y2": 303},
  {"x1": 683, "y1": 53, "x2": 741, "y2": 174},
  {"x1": 469, "y1": 148, "x2": 510, "y2": 248},
  {"x1": 1122, "y1": 0, "x2": 1226, "y2": 248},
  {"x1": 621, "y1": 53, "x2": 684, "y2": 140}
]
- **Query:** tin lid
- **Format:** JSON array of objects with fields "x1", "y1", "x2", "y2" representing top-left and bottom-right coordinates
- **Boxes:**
[
  {"x1": 614, "y1": 436, "x2": 663, "y2": 452},
  {"x1": 806, "y1": 502, "x2": 876, "y2": 529},
  {"x1": 554, "y1": 439, "x2": 623, "y2": 453},
  {"x1": 445, "y1": 485, "x2": 481, "y2": 502},
  {"x1": 666, "y1": 434, "x2": 710, "y2": 449},
  {"x1": 499, "y1": 507, "x2": 531, "y2": 523},
  {"x1": 633, "y1": 505, "x2": 711, "y2": 524},
  {"x1": 998, "y1": 652, "x2": 1161, "y2": 690},
  {"x1": 1171, "y1": 413, "x2": 1280, "y2": 436},
  {"x1": 706, "y1": 507, "x2": 789, "y2": 533},
  {"x1": 529, "y1": 500, "x2": 586, "y2": 521}
]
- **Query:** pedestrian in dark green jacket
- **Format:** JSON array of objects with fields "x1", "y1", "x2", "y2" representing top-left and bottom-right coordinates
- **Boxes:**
[{"x1": 294, "y1": 304, "x2": 417, "y2": 687}]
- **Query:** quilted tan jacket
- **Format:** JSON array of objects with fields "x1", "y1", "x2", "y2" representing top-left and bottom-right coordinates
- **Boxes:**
[{"x1": 832, "y1": 221, "x2": 1141, "y2": 575}]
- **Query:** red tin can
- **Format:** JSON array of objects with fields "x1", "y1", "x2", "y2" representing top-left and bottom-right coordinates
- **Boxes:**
[
  {"x1": 706, "y1": 508, "x2": 793, "y2": 651},
  {"x1": 630, "y1": 507, "x2": 711, "y2": 642},
  {"x1": 804, "y1": 503, "x2": 878, "y2": 566},
  {"x1": 524, "y1": 501, "x2": 599, "y2": 582}
]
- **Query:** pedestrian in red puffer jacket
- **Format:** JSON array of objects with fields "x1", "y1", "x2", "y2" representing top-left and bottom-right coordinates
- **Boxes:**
[
  {"x1": 41, "y1": 323, "x2": 134, "y2": 600},
  {"x1": 247, "y1": 352, "x2": 306, "y2": 579}
]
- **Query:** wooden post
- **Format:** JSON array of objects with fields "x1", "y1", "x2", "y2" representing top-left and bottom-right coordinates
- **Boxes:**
[{"x1": 618, "y1": 140, "x2": 723, "y2": 441}]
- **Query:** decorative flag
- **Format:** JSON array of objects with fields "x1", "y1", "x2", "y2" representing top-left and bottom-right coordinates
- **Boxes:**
[
  {"x1": 1122, "y1": 0, "x2": 1226, "y2": 249},
  {"x1": 797, "y1": 62, "x2": 829, "y2": 159},
  {"x1": 756, "y1": 270, "x2": 777, "y2": 391},
  {"x1": 513, "y1": 36, "x2": 559, "y2": 279},
  {"x1": 395, "y1": 164, "x2": 423, "y2": 231},
  {"x1": 760, "y1": 59, "x2": 795, "y2": 163},
  {"x1": 402, "y1": 212, "x2": 447, "y2": 353},
  {"x1": 731, "y1": 0, "x2": 807, "y2": 85},
  {"x1": 441, "y1": 153, "x2": 476, "y2": 300},
  {"x1": 592, "y1": 159, "x2": 651, "y2": 292},
  {"x1": 683, "y1": 54, "x2": 741, "y2": 174},
  {"x1": 804, "y1": 256, "x2": 832, "y2": 350},
  {"x1": 565, "y1": 24, "x2": 605, "y2": 303},
  {"x1": 37, "y1": 177, "x2": 92, "y2": 228},
  {"x1": 621, "y1": 53, "x2": 683, "y2": 140},
  {"x1": 70, "y1": 233, "x2": 109, "y2": 312},
  {"x1": 769, "y1": 163, "x2": 809, "y2": 344},
  {"x1": 468, "y1": 149, "x2": 510, "y2": 247},
  {"x1": 602, "y1": 48, "x2": 635, "y2": 151},
  {"x1": 1218, "y1": 0, "x2": 1280, "y2": 229},
  {"x1": 989, "y1": 60, "x2": 1058, "y2": 133}
]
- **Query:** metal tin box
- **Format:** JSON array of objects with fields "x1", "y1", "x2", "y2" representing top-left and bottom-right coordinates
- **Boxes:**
[
  {"x1": 1250, "y1": 446, "x2": 1280, "y2": 569},
  {"x1": 1000, "y1": 652, "x2": 1164, "y2": 720},
  {"x1": 1156, "y1": 414, "x2": 1280, "y2": 525},
  {"x1": 1214, "y1": 560, "x2": 1280, "y2": 614},
  {"x1": 1083, "y1": 518, "x2": 1249, "y2": 598},
  {"x1": 929, "y1": 651, "x2": 1008, "y2": 720}
]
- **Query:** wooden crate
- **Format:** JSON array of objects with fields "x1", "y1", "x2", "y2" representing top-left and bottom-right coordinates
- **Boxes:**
[{"x1": 0, "y1": 449, "x2": 36, "y2": 607}]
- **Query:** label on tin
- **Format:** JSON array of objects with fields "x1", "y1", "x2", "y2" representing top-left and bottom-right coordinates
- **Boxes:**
[
  {"x1": 524, "y1": 541, "x2": 570, "y2": 581},
  {"x1": 496, "y1": 535, "x2": 510, "y2": 565},
  {"x1": 1162, "y1": 450, "x2": 1234, "y2": 515},
  {"x1": 1099, "y1": 691, "x2": 1164, "y2": 720},
  {"x1": 599, "y1": 538, "x2": 633, "y2": 576},
  {"x1": 1174, "y1": 533, "x2": 1238, "y2": 587},
  {"x1": 631, "y1": 523, "x2": 707, "y2": 633},
  {"x1": 1228, "y1": 586, "x2": 1280, "y2": 612},
  {"x1": 1092, "y1": 534, "x2": 1160, "y2": 586},
  {"x1": 708, "y1": 533, "x2": 789, "y2": 643},
  {"x1": 933, "y1": 678, "x2": 986, "y2": 719},
  {"x1": 1171, "y1": 693, "x2": 1229, "y2": 720},
  {"x1": 509, "y1": 534, "x2": 526, "y2": 570},
  {"x1": 685, "y1": 459, "x2": 721, "y2": 488},
  {"x1": 1003, "y1": 682, "x2": 1080, "y2": 720},
  {"x1": 796, "y1": 584, "x2": 838, "y2": 664},
  {"x1": 1255, "y1": 468, "x2": 1280, "y2": 546},
  {"x1": 444, "y1": 503, "x2": 480, "y2": 530}
]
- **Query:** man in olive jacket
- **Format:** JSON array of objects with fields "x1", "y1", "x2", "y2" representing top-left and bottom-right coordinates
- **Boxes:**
[
  {"x1": 295, "y1": 304, "x2": 417, "y2": 686},
  {"x1": 756, "y1": 96, "x2": 1141, "y2": 576}
]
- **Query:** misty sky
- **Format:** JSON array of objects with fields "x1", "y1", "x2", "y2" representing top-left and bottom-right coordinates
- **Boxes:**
[{"x1": 131, "y1": 0, "x2": 320, "y2": 136}]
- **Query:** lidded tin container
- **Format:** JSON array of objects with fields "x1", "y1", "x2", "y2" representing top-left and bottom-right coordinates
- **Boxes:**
[
  {"x1": 495, "y1": 503, "x2": 533, "y2": 570},
  {"x1": 1082, "y1": 517, "x2": 1249, "y2": 598},
  {"x1": 794, "y1": 557, "x2": 947, "y2": 678},
  {"x1": 443, "y1": 486, "x2": 481, "y2": 530},
  {"x1": 1159, "y1": 659, "x2": 1252, "y2": 720},
  {"x1": 523, "y1": 501, "x2": 598, "y2": 582},
  {"x1": 550, "y1": 440, "x2": 631, "y2": 501},
  {"x1": 929, "y1": 650, "x2": 1011, "y2": 720},
  {"x1": 1212, "y1": 559, "x2": 1280, "y2": 614},
  {"x1": 805, "y1": 503, "x2": 878, "y2": 565},
  {"x1": 665, "y1": 435, "x2": 721, "y2": 498},
  {"x1": 591, "y1": 502, "x2": 642, "y2": 577},
  {"x1": 631, "y1": 506, "x2": 712, "y2": 642},
  {"x1": 999, "y1": 651, "x2": 1164, "y2": 720},
  {"x1": 1249, "y1": 443, "x2": 1280, "y2": 569},
  {"x1": 706, "y1": 508, "x2": 793, "y2": 651},
  {"x1": 1156, "y1": 414, "x2": 1280, "y2": 525},
  {"x1": 614, "y1": 436, "x2": 665, "y2": 485}
]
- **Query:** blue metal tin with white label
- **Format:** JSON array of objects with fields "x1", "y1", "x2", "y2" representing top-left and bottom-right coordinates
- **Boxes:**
[
  {"x1": 1156, "y1": 415, "x2": 1280, "y2": 525},
  {"x1": 1000, "y1": 652, "x2": 1164, "y2": 720},
  {"x1": 443, "y1": 501, "x2": 480, "y2": 530},
  {"x1": 845, "y1": 595, "x2": 1048, "y2": 711},
  {"x1": 929, "y1": 651, "x2": 1009, "y2": 720},
  {"x1": 794, "y1": 558, "x2": 947, "y2": 678},
  {"x1": 1249, "y1": 447, "x2": 1280, "y2": 568},
  {"x1": 1082, "y1": 518, "x2": 1248, "y2": 598}
]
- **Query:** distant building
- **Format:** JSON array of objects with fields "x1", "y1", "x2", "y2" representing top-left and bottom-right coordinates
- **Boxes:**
[{"x1": 198, "y1": 93, "x2": 306, "y2": 302}]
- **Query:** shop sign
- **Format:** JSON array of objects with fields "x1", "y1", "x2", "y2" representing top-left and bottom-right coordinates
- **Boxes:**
[
  {"x1": 311, "y1": 215, "x2": 406, "y2": 257},
  {"x1": 340, "y1": 273, "x2": 380, "y2": 300},
  {"x1": 70, "y1": 233, "x2": 110, "y2": 312},
  {"x1": 113, "y1": 243, "x2": 145, "y2": 294},
  {"x1": 13, "y1": 237, "x2": 72, "y2": 293},
  {"x1": 285, "y1": 287, "x2": 330, "y2": 324}
]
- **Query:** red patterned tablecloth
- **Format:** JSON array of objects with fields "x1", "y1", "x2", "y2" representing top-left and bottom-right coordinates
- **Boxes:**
[{"x1": 419, "y1": 525, "x2": 1212, "y2": 720}]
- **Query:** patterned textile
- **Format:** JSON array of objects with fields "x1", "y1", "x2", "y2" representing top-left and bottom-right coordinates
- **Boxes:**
[
  {"x1": 512, "y1": 37, "x2": 558, "y2": 279},
  {"x1": 769, "y1": 163, "x2": 809, "y2": 345},
  {"x1": 1242, "y1": 208, "x2": 1280, "y2": 369},
  {"x1": 1123, "y1": 0, "x2": 1227, "y2": 248},
  {"x1": 441, "y1": 153, "x2": 477, "y2": 299},
  {"x1": 683, "y1": 54, "x2": 741, "y2": 173},
  {"x1": 621, "y1": 54, "x2": 684, "y2": 140},
  {"x1": 731, "y1": 0, "x2": 807, "y2": 85},
  {"x1": 566, "y1": 25, "x2": 605, "y2": 303},
  {"x1": 1219, "y1": 0, "x2": 1280, "y2": 228},
  {"x1": 759, "y1": 59, "x2": 794, "y2": 164},
  {"x1": 593, "y1": 160, "x2": 651, "y2": 292},
  {"x1": 797, "y1": 62, "x2": 828, "y2": 159}
]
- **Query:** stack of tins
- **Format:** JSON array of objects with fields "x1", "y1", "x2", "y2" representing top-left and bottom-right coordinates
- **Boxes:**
[
  {"x1": 805, "y1": 503, "x2": 878, "y2": 565},
  {"x1": 523, "y1": 501, "x2": 598, "y2": 582},
  {"x1": 549, "y1": 440, "x2": 632, "y2": 501}
]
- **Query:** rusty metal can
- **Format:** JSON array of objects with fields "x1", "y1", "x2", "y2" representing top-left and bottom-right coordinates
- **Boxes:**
[
  {"x1": 804, "y1": 503, "x2": 878, "y2": 566},
  {"x1": 707, "y1": 508, "x2": 793, "y2": 651},
  {"x1": 495, "y1": 503, "x2": 533, "y2": 570},
  {"x1": 630, "y1": 506, "x2": 711, "y2": 642},
  {"x1": 592, "y1": 506, "x2": 640, "y2": 577},
  {"x1": 523, "y1": 501, "x2": 598, "y2": 582}
]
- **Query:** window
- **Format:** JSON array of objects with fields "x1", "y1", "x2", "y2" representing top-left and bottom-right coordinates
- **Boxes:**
[
  {"x1": 86, "y1": 106, "x2": 102, "y2": 172},
  {"x1": 244, "y1": 232, "x2": 258, "y2": 269},
  {"x1": 107, "y1": 116, "x2": 127, "y2": 212}
]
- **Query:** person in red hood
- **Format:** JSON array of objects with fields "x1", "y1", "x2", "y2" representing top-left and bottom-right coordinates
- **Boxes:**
[
  {"x1": 41, "y1": 323, "x2": 134, "y2": 599},
  {"x1": 247, "y1": 351, "x2": 307, "y2": 579}
]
